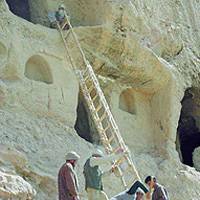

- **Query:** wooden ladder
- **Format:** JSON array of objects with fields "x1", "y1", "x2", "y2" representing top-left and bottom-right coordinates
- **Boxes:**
[{"x1": 58, "y1": 18, "x2": 141, "y2": 188}]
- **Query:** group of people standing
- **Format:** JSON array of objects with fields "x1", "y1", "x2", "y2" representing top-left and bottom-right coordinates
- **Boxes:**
[{"x1": 58, "y1": 149, "x2": 169, "y2": 200}]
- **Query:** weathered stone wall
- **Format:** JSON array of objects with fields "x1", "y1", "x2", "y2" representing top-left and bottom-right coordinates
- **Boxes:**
[{"x1": 193, "y1": 147, "x2": 200, "y2": 172}]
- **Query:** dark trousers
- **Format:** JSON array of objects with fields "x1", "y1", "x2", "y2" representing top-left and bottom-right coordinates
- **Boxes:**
[{"x1": 127, "y1": 180, "x2": 149, "y2": 195}]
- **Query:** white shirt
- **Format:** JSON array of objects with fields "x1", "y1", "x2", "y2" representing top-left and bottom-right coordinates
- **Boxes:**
[{"x1": 111, "y1": 190, "x2": 136, "y2": 200}]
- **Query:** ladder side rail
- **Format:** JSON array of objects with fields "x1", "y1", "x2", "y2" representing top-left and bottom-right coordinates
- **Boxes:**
[
  {"x1": 58, "y1": 18, "x2": 142, "y2": 183},
  {"x1": 78, "y1": 72, "x2": 113, "y2": 150},
  {"x1": 64, "y1": 13, "x2": 89, "y2": 67},
  {"x1": 80, "y1": 73, "x2": 129, "y2": 187},
  {"x1": 83, "y1": 48, "x2": 142, "y2": 182},
  {"x1": 79, "y1": 70, "x2": 129, "y2": 157},
  {"x1": 57, "y1": 24, "x2": 113, "y2": 153},
  {"x1": 86, "y1": 64, "x2": 126, "y2": 145},
  {"x1": 58, "y1": 23, "x2": 77, "y2": 71},
  {"x1": 59, "y1": 18, "x2": 128, "y2": 149},
  {"x1": 83, "y1": 68, "x2": 126, "y2": 150},
  {"x1": 83, "y1": 69, "x2": 141, "y2": 181}
]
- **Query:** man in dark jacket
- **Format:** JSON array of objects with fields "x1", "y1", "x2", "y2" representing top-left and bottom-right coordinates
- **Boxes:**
[
  {"x1": 58, "y1": 151, "x2": 80, "y2": 200},
  {"x1": 145, "y1": 176, "x2": 169, "y2": 200}
]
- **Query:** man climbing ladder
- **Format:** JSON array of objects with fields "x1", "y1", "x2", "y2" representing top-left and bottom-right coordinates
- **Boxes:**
[{"x1": 57, "y1": 6, "x2": 141, "y2": 189}]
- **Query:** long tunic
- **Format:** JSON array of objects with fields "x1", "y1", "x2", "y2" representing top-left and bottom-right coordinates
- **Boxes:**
[
  {"x1": 152, "y1": 184, "x2": 169, "y2": 200},
  {"x1": 58, "y1": 162, "x2": 79, "y2": 200}
]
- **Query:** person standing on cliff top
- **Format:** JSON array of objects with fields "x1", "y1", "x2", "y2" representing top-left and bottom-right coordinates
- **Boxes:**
[
  {"x1": 55, "y1": 4, "x2": 70, "y2": 30},
  {"x1": 145, "y1": 176, "x2": 170, "y2": 200},
  {"x1": 48, "y1": 4, "x2": 70, "y2": 30},
  {"x1": 58, "y1": 151, "x2": 80, "y2": 200}
]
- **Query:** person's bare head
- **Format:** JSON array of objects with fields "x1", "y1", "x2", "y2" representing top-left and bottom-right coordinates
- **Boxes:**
[{"x1": 145, "y1": 176, "x2": 157, "y2": 189}]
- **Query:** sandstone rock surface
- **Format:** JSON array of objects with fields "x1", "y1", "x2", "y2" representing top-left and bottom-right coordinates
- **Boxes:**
[
  {"x1": 193, "y1": 147, "x2": 200, "y2": 172},
  {"x1": 0, "y1": 170, "x2": 36, "y2": 200}
]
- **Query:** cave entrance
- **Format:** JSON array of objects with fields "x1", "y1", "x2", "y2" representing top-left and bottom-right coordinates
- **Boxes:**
[
  {"x1": 176, "y1": 88, "x2": 200, "y2": 167},
  {"x1": 74, "y1": 92, "x2": 100, "y2": 144},
  {"x1": 6, "y1": 0, "x2": 31, "y2": 21}
]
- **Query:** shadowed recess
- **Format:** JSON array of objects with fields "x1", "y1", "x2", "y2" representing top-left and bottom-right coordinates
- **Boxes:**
[
  {"x1": 74, "y1": 91, "x2": 100, "y2": 143},
  {"x1": 119, "y1": 88, "x2": 136, "y2": 115},
  {"x1": 25, "y1": 55, "x2": 53, "y2": 84},
  {"x1": 5, "y1": 0, "x2": 31, "y2": 21},
  {"x1": 176, "y1": 88, "x2": 200, "y2": 167}
]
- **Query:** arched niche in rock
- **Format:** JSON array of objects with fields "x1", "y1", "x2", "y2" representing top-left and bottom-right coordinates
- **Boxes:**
[
  {"x1": 119, "y1": 88, "x2": 136, "y2": 115},
  {"x1": 24, "y1": 55, "x2": 53, "y2": 84}
]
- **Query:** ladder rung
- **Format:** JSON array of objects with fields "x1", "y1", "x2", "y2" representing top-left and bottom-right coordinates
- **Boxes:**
[
  {"x1": 112, "y1": 147, "x2": 122, "y2": 154},
  {"x1": 102, "y1": 133, "x2": 114, "y2": 145},
  {"x1": 92, "y1": 94, "x2": 98, "y2": 101},
  {"x1": 104, "y1": 125, "x2": 111, "y2": 132},
  {"x1": 91, "y1": 104, "x2": 102, "y2": 115},
  {"x1": 95, "y1": 104, "x2": 102, "y2": 112},
  {"x1": 82, "y1": 68, "x2": 89, "y2": 76},
  {"x1": 115, "y1": 157, "x2": 125, "y2": 166},
  {"x1": 108, "y1": 135, "x2": 115, "y2": 143},
  {"x1": 84, "y1": 74, "x2": 91, "y2": 82},
  {"x1": 97, "y1": 112, "x2": 107, "y2": 123},
  {"x1": 87, "y1": 85, "x2": 95, "y2": 93},
  {"x1": 61, "y1": 21, "x2": 68, "y2": 30}
]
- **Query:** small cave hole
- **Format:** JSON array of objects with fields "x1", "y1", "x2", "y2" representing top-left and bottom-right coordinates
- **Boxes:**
[
  {"x1": 176, "y1": 88, "x2": 200, "y2": 168},
  {"x1": 5, "y1": 0, "x2": 31, "y2": 22},
  {"x1": 25, "y1": 55, "x2": 53, "y2": 84},
  {"x1": 74, "y1": 92, "x2": 100, "y2": 143},
  {"x1": 119, "y1": 88, "x2": 136, "y2": 115}
]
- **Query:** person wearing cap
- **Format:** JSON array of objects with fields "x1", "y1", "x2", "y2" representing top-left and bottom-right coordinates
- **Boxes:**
[
  {"x1": 58, "y1": 151, "x2": 80, "y2": 200},
  {"x1": 145, "y1": 176, "x2": 169, "y2": 200},
  {"x1": 111, "y1": 180, "x2": 150, "y2": 200},
  {"x1": 135, "y1": 188, "x2": 145, "y2": 200},
  {"x1": 83, "y1": 148, "x2": 126, "y2": 200},
  {"x1": 55, "y1": 4, "x2": 70, "y2": 30}
]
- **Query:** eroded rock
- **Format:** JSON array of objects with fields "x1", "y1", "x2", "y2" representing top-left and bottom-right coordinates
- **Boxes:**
[
  {"x1": 193, "y1": 147, "x2": 200, "y2": 172},
  {"x1": 0, "y1": 170, "x2": 36, "y2": 200}
]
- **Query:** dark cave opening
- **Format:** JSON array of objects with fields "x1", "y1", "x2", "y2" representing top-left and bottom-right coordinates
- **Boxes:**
[
  {"x1": 6, "y1": 0, "x2": 31, "y2": 21},
  {"x1": 176, "y1": 88, "x2": 200, "y2": 167},
  {"x1": 75, "y1": 92, "x2": 99, "y2": 143}
]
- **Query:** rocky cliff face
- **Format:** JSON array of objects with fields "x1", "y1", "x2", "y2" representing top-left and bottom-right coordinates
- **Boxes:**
[{"x1": 0, "y1": 0, "x2": 200, "y2": 199}]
